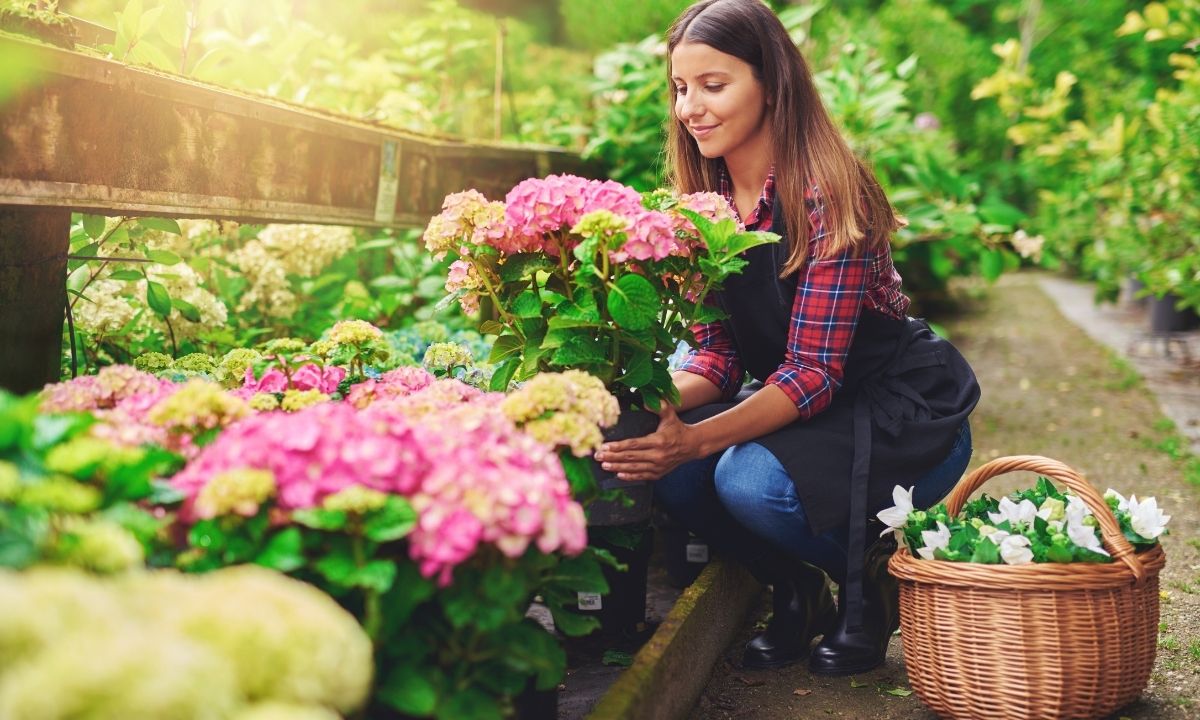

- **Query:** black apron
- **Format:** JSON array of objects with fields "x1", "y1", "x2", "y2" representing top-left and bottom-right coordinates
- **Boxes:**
[{"x1": 680, "y1": 198, "x2": 980, "y2": 630}]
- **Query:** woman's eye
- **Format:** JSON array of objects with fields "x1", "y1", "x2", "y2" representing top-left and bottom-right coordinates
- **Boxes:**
[
  {"x1": 675, "y1": 86, "x2": 687, "y2": 94},
  {"x1": 704, "y1": 84, "x2": 725, "y2": 92}
]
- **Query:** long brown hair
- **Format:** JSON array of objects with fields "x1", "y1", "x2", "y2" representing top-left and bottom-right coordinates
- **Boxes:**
[{"x1": 665, "y1": 0, "x2": 901, "y2": 276}]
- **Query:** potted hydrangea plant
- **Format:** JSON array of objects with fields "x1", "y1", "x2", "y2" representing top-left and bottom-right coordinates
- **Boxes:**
[
  {"x1": 424, "y1": 174, "x2": 777, "y2": 633},
  {"x1": 423, "y1": 175, "x2": 778, "y2": 517}
]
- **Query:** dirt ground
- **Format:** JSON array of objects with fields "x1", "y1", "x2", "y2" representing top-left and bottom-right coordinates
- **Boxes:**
[{"x1": 695, "y1": 273, "x2": 1200, "y2": 720}]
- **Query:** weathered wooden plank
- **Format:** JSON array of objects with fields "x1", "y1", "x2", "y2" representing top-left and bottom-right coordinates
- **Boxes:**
[
  {"x1": 0, "y1": 206, "x2": 69, "y2": 395},
  {"x1": 0, "y1": 34, "x2": 596, "y2": 228}
]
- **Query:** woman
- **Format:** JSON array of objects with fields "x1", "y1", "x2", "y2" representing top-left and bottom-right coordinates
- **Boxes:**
[{"x1": 593, "y1": 0, "x2": 980, "y2": 675}]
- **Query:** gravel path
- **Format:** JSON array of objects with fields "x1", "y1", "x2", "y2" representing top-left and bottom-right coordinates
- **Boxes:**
[{"x1": 694, "y1": 272, "x2": 1200, "y2": 719}]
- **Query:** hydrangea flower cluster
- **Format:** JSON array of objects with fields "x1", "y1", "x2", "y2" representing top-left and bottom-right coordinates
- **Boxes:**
[
  {"x1": 40, "y1": 365, "x2": 173, "y2": 413},
  {"x1": 344, "y1": 366, "x2": 436, "y2": 409},
  {"x1": 0, "y1": 566, "x2": 372, "y2": 717},
  {"x1": 501, "y1": 370, "x2": 620, "y2": 456},
  {"x1": 170, "y1": 400, "x2": 587, "y2": 585}
]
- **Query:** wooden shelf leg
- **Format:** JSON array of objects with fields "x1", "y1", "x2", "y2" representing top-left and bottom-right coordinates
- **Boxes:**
[{"x1": 0, "y1": 206, "x2": 70, "y2": 395}]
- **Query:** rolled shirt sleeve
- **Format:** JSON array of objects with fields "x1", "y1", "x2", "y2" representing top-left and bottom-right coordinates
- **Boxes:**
[
  {"x1": 677, "y1": 319, "x2": 745, "y2": 400},
  {"x1": 765, "y1": 204, "x2": 870, "y2": 420}
]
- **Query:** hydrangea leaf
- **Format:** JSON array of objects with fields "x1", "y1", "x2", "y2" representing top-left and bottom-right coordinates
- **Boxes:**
[{"x1": 607, "y1": 273, "x2": 659, "y2": 330}]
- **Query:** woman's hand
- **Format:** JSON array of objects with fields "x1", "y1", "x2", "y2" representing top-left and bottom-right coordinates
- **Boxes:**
[{"x1": 593, "y1": 404, "x2": 701, "y2": 482}]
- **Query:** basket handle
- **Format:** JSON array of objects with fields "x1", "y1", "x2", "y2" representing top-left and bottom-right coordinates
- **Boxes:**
[{"x1": 943, "y1": 455, "x2": 1146, "y2": 584}]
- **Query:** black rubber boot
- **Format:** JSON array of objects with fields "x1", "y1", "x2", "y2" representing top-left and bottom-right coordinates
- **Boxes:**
[
  {"x1": 808, "y1": 534, "x2": 900, "y2": 675},
  {"x1": 741, "y1": 561, "x2": 838, "y2": 669}
]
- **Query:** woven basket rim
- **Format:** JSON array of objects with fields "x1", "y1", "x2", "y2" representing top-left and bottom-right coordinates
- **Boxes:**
[{"x1": 889, "y1": 543, "x2": 1166, "y2": 591}]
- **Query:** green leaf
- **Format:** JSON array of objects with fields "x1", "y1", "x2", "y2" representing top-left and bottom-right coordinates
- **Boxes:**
[
  {"x1": 559, "y1": 452, "x2": 597, "y2": 496},
  {"x1": 145, "y1": 249, "x2": 182, "y2": 265},
  {"x1": 886, "y1": 687, "x2": 914, "y2": 697},
  {"x1": 607, "y1": 273, "x2": 660, "y2": 331},
  {"x1": 363, "y1": 496, "x2": 417, "y2": 542},
  {"x1": 978, "y1": 198, "x2": 1026, "y2": 227},
  {"x1": 498, "y1": 253, "x2": 554, "y2": 282},
  {"x1": 602, "y1": 649, "x2": 634, "y2": 667},
  {"x1": 314, "y1": 552, "x2": 397, "y2": 592},
  {"x1": 436, "y1": 686, "x2": 503, "y2": 720},
  {"x1": 173, "y1": 298, "x2": 201, "y2": 322},
  {"x1": 551, "y1": 336, "x2": 608, "y2": 366},
  {"x1": 82, "y1": 214, "x2": 106, "y2": 240},
  {"x1": 157, "y1": 0, "x2": 187, "y2": 48},
  {"x1": 478, "y1": 319, "x2": 505, "y2": 336},
  {"x1": 139, "y1": 217, "x2": 182, "y2": 235},
  {"x1": 488, "y1": 357, "x2": 520, "y2": 392},
  {"x1": 619, "y1": 349, "x2": 653, "y2": 389},
  {"x1": 969, "y1": 537, "x2": 1000, "y2": 564},
  {"x1": 108, "y1": 269, "x2": 144, "y2": 281},
  {"x1": 255, "y1": 527, "x2": 305, "y2": 572},
  {"x1": 488, "y1": 334, "x2": 523, "y2": 363},
  {"x1": 512, "y1": 291, "x2": 543, "y2": 319},
  {"x1": 128, "y1": 40, "x2": 177, "y2": 72},
  {"x1": 980, "y1": 250, "x2": 1005, "y2": 282},
  {"x1": 559, "y1": 294, "x2": 601, "y2": 323},
  {"x1": 145, "y1": 280, "x2": 172, "y2": 317},
  {"x1": 377, "y1": 667, "x2": 438, "y2": 716},
  {"x1": 292, "y1": 508, "x2": 349, "y2": 531}
]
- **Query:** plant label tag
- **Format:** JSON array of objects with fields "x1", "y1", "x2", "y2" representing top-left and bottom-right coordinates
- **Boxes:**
[
  {"x1": 577, "y1": 592, "x2": 602, "y2": 611},
  {"x1": 686, "y1": 542, "x2": 709, "y2": 563},
  {"x1": 373, "y1": 140, "x2": 400, "y2": 224}
]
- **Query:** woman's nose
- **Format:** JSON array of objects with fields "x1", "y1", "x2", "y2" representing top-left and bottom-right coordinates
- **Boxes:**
[{"x1": 678, "y1": 92, "x2": 703, "y2": 120}]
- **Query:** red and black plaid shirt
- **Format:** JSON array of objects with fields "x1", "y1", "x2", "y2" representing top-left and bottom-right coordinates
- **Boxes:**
[{"x1": 677, "y1": 166, "x2": 911, "y2": 419}]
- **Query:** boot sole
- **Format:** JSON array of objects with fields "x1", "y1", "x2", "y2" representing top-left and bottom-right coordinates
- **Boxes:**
[{"x1": 808, "y1": 655, "x2": 886, "y2": 676}]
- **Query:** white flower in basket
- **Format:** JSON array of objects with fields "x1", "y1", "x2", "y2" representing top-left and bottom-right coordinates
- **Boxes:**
[
  {"x1": 998, "y1": 533, "x2": 1034, "y2": 565},
  {"x1": 916, "y1": 521, "x2": 952, "y2": 560},
  {"x1": 1127, "y1": 495, "x2": 1170, "y2": 540},
  {"x1": 987, "y1": 496, "x2": 1037, "y2": 529},
  {"x1": 876, "y1": 485, "x2": 914, "y2": 537}
]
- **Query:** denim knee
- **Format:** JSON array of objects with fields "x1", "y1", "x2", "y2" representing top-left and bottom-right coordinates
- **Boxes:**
[{"x1": 713, "y1": 443, "x2": 796, "y2": 522}]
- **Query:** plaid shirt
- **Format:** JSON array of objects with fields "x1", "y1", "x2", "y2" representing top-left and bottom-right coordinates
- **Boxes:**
[{"x1": 678, "y1": 167, "x2": 911, "y2": 419}]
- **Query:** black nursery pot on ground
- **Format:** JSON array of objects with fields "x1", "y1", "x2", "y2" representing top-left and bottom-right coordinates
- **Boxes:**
[
  {"x1": 578, "y1": 405, "x2": 659, "y2": 634},
  {"x1": 586, "y1": 406, "x2": 659, "y2": 526},
  {"x1": 1149, "y1": 292, "x2": 1200, "y2": 333}
]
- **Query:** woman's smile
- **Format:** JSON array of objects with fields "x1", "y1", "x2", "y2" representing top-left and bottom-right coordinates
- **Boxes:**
[{"x1": 689, "y1": 123, "x2": 719, "y2": 140}]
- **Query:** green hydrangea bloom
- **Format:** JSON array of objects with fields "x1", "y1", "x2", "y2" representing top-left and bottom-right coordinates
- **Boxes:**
[
  {"x1": 19, "y1": 476, "x2": 102, "y2": 514},
  {"x1": 133, "y1": 352, "x2": 174, "y2": 374},
  {"x1": 217, "y1": 349, "x2": 262, "y2": 388},
  {"x1": 194, "y1": 469, "x2": 276, "y2": 519},
  {"x1": 322, "y1": 486, "x2": 388, "y2": 514},
  {"x1": 53, "y1": 518, "x2": 145, "y2": 574},
  {"x1": 280, "y1": 390, "x2": 327, "y2": 412},
  {"x1": 249, "y1": 393, "x2": 281, "y2": 411},
  {"x1": 174, "y1": 353, "x2": 218, "y2": 374}
]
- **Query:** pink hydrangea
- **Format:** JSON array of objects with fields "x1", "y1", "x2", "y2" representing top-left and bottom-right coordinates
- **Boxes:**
[
  {"x1": 171, "y1": 398, "x2": 587, "y2": 587},
  {"x1": 344, "y1": 366, "x2": 436, "y2": 408},
  {"x1": 614, "y1": 210, "x2": 686, "y2": 262},
  {"x1": 41, "y1": 365, "x2": 174, "y2": 413},
  {"x1": 290, "y1": 363, "x2": 346, "y2": 393},
  {"x1": 504, "y1": 174, "x2": 595, "y2": 241},
  {"x1": 238, "y1": 363, "x2": 346, "y2": 397},
  {"x1": 40, "y1": 366, "x2": 179, "y2": 450}
]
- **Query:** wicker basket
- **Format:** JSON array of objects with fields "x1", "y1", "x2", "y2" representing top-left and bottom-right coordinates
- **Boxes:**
[{"x1": 889, "y1": 455, "x2": 1167, "y2": 720}]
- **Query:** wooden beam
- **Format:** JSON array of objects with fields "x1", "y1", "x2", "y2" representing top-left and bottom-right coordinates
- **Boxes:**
[
  {"x1": 0, "y1": 34, "x2": 597, "y2": 228},
  {"x1": 0, "y1": 206, "x2": 69, "y2": 395}
]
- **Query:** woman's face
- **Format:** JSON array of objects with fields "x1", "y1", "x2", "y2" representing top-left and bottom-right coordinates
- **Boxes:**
[{"x1": 671, "y1": 41, "x2": 770, "y2": 162}]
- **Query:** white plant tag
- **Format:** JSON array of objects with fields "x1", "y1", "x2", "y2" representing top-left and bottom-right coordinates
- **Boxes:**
[
  {"x1": 686, "y1": 542, "x2": 710, "y2": 563},
  {"x1": 577, "y1": 592, "x2": 602, "y2": 611}
]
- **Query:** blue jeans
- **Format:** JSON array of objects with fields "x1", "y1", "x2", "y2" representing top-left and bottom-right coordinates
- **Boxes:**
[{"x1": 654, "y1": 422, "x2": 973, "y2": 582}]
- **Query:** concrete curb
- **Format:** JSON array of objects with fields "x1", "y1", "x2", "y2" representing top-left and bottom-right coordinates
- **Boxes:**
[{"x1": 585, "y1": 559, "x2": 761, "y2": 720}]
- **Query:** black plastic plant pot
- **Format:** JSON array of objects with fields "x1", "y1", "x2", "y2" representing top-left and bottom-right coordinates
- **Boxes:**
[
  {"x1": 577, "y1": 522, "x2": 654, "y2": 635},
  {"x1": 1150, "y1": 293, "x2": 1200, "y2": 333},
  {"x1": 658, "y1": 518, "x2": 710, "y2": 589},
  {"x1": 586, "y1": 406, "x2": 659, "y2": 527}
]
